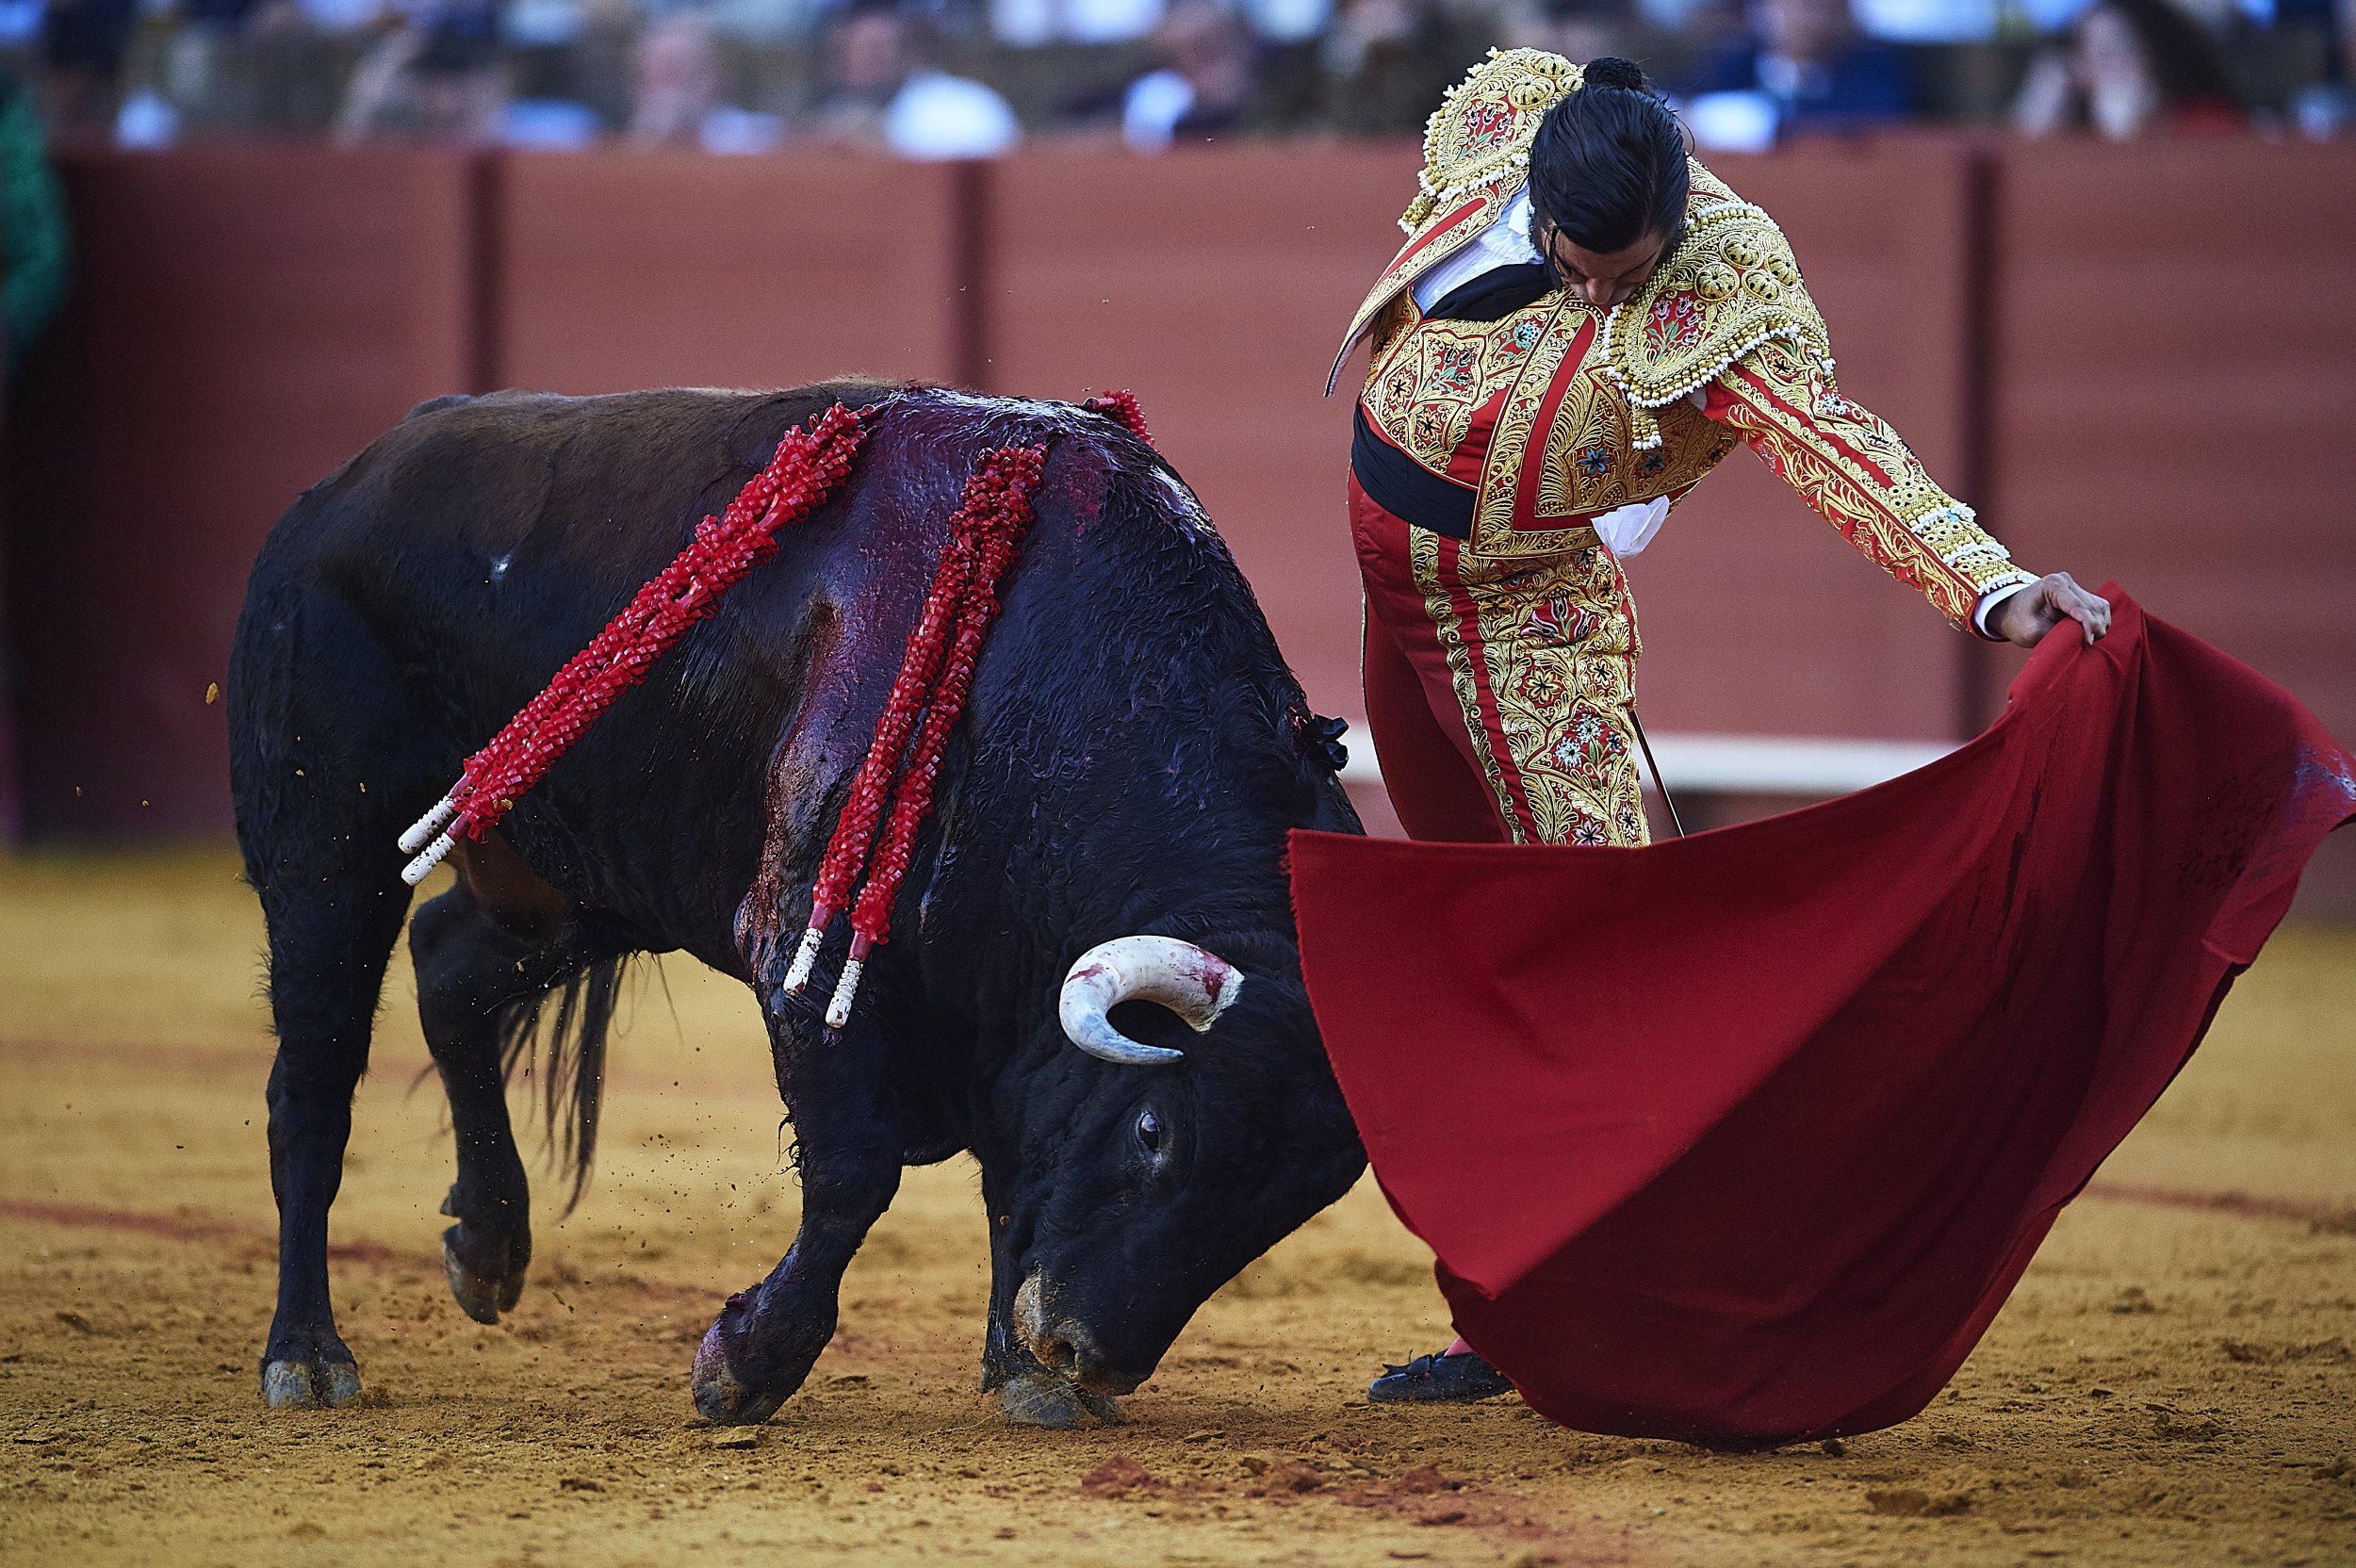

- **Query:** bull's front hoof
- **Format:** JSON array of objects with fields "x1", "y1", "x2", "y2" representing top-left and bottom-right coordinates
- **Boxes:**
[
  {"x1": 691, "y1": 1323, "x2": 785, "y2": 1426},
  {"x1": 261, "y1": 1358, "x2": 362, "y2": 1410},
  {"x1": 998, "y1": 1370, "x2": 1124, "y2": 1429},
  {"x1": 441, "y1": 1227, "x2": 525, "y2": 1326}
]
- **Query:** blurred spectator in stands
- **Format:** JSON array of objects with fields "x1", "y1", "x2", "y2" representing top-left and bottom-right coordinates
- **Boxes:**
[
  {"x1": 1845, "y1": 0, "x2": 1995, "y2": 50},
  {"x1": 1498, "y1": 0, "x2": 1637, "y2": 64},
  {"x1": 0, "y1": 0, "x2": 38, "y2": 53},
  {"x1": 2289, "y1": 0, "x2": 2351, "y2": 133},
  {"x1": 1237, "y1": 0, "x2": 1332, "y2": 131},
  {"x1": 2013, "y1": 0, "x2": 2242, "y2": 138},
  {"x1": 1120, "y1": 0, "x2": 1254, "y2": 149},
  {"x1": 1317, "y1": 0, "x2": 1486, "y2": 135},
  {"x1": 630, "y1": 9, "x2": 722, "y2": 141},
  {"x1": 336, "y1": 0, "x2": 507, "y2": 142},
  {"x1": 706, "y1": 0, "x2": 820, "y2": 44},
  {"x1": 626, "y1": 8, "x2": 785, "y2": 151},
  {"x1": 150, "y1": 0, "x2": 352, "y2": 137},
  {"x1": 499, "y1": 0, "x2": 602, "y2": 145},
  {"x1": 164, "y1": 0, "x2": 258, "y2": 125},
  {"x1": 37, "y1": 0, "x2": 136, "y2": 127},
  {"x1": 990, "y1": 0, "x2": 1163, "y2": 45},
  {"x1": 808, "y1": 0, "x2": 1021, "y2": 155},
  {"x1": 2, "y1": 67, "x2": 69, "y2": 380},
  {"x1": 1679, "y1": 0, "x2": 1915, "y2": 149}
]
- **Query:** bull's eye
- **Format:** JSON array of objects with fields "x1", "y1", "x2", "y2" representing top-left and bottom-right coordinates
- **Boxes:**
[{"x1": 1135, "y1": 1108, "x2": 1164, "y2": 1155}]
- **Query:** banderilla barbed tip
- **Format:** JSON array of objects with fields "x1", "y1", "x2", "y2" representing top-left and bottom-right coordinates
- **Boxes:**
[
  {"x1": 824, "y1": 957, "x2": 865, "y2": 1030},
  {"x1": 401, "y1": 831, "x2": 456, "y2": 887},
  {"x1": 398, "y1": 794, "x2": 459, "y2": 855}
]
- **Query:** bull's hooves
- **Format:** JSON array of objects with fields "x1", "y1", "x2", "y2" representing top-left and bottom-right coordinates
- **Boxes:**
[
  {"x1": 998, "y1": 1371, "x2": 1124, "y2": 1429},
  {"x1": 261, "y1": 1359, "x2": 363, "y2": 1410},
  {"x1": 442, "y1": 1230, "x2": 523, "y2": 1326},
  {"x1": 690, "y1": 1325, "x2": 785, "y2": 1427}
]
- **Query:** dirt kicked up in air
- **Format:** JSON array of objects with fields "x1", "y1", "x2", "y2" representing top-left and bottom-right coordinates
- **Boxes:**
[{"x1": 1, "y1": 848, "x2": 2352, "y2": 1568}]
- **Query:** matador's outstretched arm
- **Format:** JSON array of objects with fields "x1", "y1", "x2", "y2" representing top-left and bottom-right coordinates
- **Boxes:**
[{"x1": 1703, "y1": 340, "x2": 2035, "y2": 635}]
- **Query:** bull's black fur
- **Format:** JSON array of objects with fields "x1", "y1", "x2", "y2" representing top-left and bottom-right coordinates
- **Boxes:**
[{"x1": 227, "y1": 381, "x2": 1369, "y2": 1423}]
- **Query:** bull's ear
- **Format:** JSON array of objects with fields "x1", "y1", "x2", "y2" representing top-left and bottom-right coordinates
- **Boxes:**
[{"x1": 1059, "y1": 936, "x2": 1245, "y2": 1066}]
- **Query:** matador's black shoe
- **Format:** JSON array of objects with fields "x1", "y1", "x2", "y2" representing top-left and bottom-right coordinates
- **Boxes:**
[{"x1": 1366, "y1": 1348, "x2": 1515, "y2": 1404}]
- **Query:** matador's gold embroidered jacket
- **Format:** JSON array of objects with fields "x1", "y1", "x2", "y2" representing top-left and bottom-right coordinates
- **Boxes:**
[{"x1": 1332, "y1": 49, "x2": 2036, "y2": 632}]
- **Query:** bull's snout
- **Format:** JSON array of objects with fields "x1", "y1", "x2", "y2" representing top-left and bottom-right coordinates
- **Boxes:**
[{"x1": 1014, "y1": 1271, "x2": 1143, "y2": 1395}]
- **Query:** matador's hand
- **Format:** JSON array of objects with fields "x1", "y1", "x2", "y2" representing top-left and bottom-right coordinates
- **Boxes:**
[{"x1": 1991, "y1": 571, "x2": 2112, "y2": 648}]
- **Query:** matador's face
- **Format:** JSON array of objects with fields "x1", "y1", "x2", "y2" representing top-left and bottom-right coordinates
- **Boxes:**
[{"x1": 1536, "y1": 224, "x2": 1673, "y2": 311}]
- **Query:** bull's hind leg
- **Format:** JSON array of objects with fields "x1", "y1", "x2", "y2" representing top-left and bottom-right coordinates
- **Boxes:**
[
  {"x1": 691, "y1": 1003, "x2": 904, "y2": 1425},
  {"x1": 236, "y1": 564, "x2": 434, "y2": 1407},
  {"x1": 253, "y1": 866, "x2": 411, "y2": 1409},
  {"x1": 410, "y1": 837, "x2": 615, "y2": 1324}
]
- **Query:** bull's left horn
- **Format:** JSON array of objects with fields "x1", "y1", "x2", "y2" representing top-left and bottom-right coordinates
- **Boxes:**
[{"x1": 1058, "y1": 936, "x2": 1245, "y2": 1067}]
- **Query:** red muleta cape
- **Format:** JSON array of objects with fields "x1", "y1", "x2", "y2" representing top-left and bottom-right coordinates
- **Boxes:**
[{"x1": 1289, "y1": 592, "x2": 2354, "y2": 1449}]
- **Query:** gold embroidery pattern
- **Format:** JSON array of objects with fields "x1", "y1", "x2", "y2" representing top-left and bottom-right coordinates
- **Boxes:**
[
  {"x1": 1366, "y1": 306, "x2": 1549, "y2": 469},
  {"x1": 1487, "y1": 338, "x2": 1736, "y2": 555},
  {"x1": 1453, "y1": 161, "x2": 1752, "y2": 556},
  {"x1": 1602, "y1": 166, "x2": 1834, "y2": 450},
  {"x1": 1365, "y1": 291, "x2": 1420, "y2": 367},
  {"x1": 1714, "y1": 341, "x2": 2034, "y2": 629},
  {"x1": 1409, "y1": 526, "x2": 1528, "y2": 839},
  {"x1": 1409, "y1": 529, "x2": 1650, "y2": 847},
  {"x1": 1403, "y1": 49, "x2": 1583, "y2": 230},
  {"x1": 1366, "y1": 291, "x2": 1740, "y2": 562},
  {"x1": 1467, "y1": 300, "x2": 1596, "y2": 558}
]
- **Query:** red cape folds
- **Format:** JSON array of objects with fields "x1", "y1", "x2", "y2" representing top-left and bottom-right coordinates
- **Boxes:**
[{"x1": 1289, "y1": 593, "x2": 2354, "y2": 1448}]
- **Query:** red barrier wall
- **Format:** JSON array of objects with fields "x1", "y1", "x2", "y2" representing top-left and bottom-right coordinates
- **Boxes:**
[
  {"x1": 6, "y1": 147, "x2": 479, "y2": 837},
  {"x1": 1989, "y1": 139, "x2": 2356, "y2": 743},
  {"x1": 495, "y1": 152, "x2": 966, "y2": 393}
]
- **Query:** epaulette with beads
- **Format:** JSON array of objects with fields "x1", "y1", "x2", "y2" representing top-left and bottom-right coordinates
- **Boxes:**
[{"x1": 1399, "y1": 48, "x2": 1584, "y2": 235}]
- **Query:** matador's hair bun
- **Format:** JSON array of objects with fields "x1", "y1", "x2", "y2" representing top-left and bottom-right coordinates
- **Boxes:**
[
  {"x1": 1582, "y1": 57, "x2": 1651, "y2": 92},
  {"x1": 1530, "y1": 56, "x2": 1689, "y2": 253}
]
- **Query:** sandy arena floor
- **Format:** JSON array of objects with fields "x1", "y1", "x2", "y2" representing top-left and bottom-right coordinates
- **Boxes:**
[{"x1": 0, "y1": 847, "x2": 2351, "y2": 1568}]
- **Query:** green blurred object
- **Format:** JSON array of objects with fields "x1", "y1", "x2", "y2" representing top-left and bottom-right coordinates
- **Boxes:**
[{"x1": 1, "y1": 70, "x2": 71, "y2": 381}]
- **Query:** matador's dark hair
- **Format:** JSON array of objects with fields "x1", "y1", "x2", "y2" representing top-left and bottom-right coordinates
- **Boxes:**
[{"x1": 1526, "y1": 57, "x2": 1691, "y2": 256}]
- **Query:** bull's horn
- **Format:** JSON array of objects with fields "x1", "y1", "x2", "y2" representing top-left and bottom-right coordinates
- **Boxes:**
[{"x1": 1058, "y1": 936, "x2": 1245, "y2": 1067}]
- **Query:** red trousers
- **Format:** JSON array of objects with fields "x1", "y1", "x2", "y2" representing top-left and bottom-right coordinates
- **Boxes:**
[{"x1": 1351, "y1": 476, "x2": 1647, "y2": 848}]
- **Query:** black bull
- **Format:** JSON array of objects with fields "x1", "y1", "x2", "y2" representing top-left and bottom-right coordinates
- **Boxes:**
[{"x1": 226, "y1": 382, "x2": 1368, "y2": 1428}]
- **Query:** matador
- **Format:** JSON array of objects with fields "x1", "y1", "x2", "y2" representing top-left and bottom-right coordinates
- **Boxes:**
[{"x1": 1333, "y1": 48, "x2": 2103, "y2": 850}]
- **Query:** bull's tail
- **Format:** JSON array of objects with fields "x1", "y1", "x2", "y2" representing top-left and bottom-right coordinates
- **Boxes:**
[{"x1": 494, "y1": 955, "x2": 630, "y2": 1217}]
